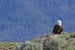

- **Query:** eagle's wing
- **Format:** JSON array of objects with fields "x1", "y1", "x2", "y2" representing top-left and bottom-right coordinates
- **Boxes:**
[
  {"x1": 60, "y1": 26, "x2": 63, "y2": 32},
  {"x1": 53, "y1": 25, "x2": 57, "y2": 33}
]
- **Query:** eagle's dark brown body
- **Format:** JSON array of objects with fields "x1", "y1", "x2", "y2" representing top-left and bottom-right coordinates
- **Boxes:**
[{"x1": 53, "y1": 24, "x2": 63, "y2": 34}]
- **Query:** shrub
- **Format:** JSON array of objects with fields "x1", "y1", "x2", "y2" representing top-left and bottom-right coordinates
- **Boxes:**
[
  {"x1": 70, "y1": 33, "x2": 75, "y2": 38},
  {"x1": 24, "y1": 43, "x2": 43, "y2": 50}
]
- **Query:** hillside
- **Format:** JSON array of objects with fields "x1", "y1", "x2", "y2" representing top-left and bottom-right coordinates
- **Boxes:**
[
  {"x1": 16, "y1": 32, "x2": 75, "y2": 50},
  {"x1": 0, "y1": 32, "x2": 75, "y2": 50}
]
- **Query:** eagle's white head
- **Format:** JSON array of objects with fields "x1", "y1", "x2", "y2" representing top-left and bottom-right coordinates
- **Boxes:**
[{"x1": 57, "y1": 20, "x2": 62, "y2": 26}]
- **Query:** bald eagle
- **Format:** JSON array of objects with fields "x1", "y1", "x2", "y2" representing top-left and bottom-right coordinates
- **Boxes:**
[{"x1": 53, "y1": 20, "x2": 63, "y2": 34}]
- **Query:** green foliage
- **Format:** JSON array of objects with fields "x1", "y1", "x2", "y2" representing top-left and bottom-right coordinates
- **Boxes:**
[
  {"x1": 31, "y1": 32, "x2": 75, "y2": 50},
  {"x1": 60, "y1": 32, "x2": 71, "y2": 40},
  {"x1": 0, "y1": 32, "x2": 75, "y2": 50},
  {"x1": 70, "y1": 32, "x2": 75, "y2": 38},
  {"x1": 0, "y1": 42, "x2": 16, "y2": 47},
  {"x1": 23, "y1": 42, "x2": 43, "y2": 50},
  {"x1": 41, "y1": 32, "x2": 75, "y2": 50}
]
